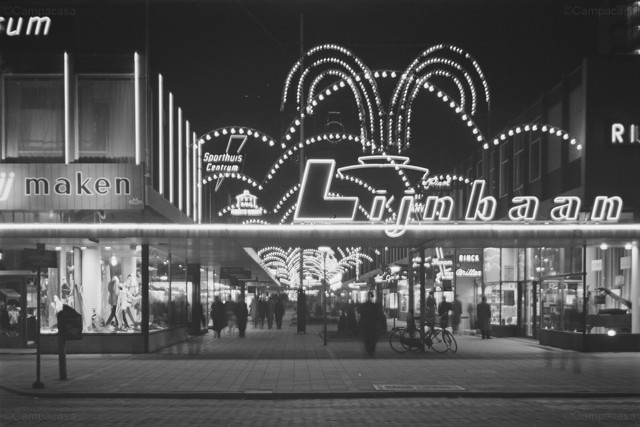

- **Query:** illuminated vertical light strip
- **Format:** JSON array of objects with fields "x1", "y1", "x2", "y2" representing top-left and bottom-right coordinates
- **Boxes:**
[
  {"x1": 186, "y1": 120, "x2": 191, "y2": 217},
  {"x1": 178, "y1": 107, "x2": 183, "y2": 211},
  {"x1": 64, "y1": 52, "x2": 70, "y2": 164},
  {"x1": 158, "y1": 74, "x2": 164, "y2": 195},
  {"x1": 134, "y1": 52, "x2": 141, "y2": 165},
  {"x1": 196, "y1": 132, "x2": 201, "y2": 223},
  {"x1": 192, "y1": 132, "x2": 197, "y2": 221},
  {"x1": 169, "y1": 93, "x2": 174, "y2": 203}
]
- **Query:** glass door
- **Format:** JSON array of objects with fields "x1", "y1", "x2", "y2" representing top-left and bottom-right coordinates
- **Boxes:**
[{"x1": 519, "y1": 281, "x2": 536, "y2": 337}]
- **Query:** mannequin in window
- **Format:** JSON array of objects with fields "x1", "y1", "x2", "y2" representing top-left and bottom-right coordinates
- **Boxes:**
[
  {"x1": 116, "y1": 276, "x2": 133, "y2": 331},
  {"x1": 105, "y1": 275, "x2": 120, "y2": 329}
]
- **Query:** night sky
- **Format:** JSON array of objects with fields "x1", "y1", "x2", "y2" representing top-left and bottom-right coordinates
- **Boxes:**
[
  {"x1": 147, "y1": 0, "x2": 601, "y2": 171},
  {"x1": 2, "y1": 0, "x2": 607, "y2": 173}
]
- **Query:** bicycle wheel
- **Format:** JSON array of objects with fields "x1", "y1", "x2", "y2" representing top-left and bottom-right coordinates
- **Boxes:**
[
  {"x1": 401, "y1": 328, "x2": 422, "y2": 352},
  {"x1": 389, "y1": 327, "x2": 406, "y2": 353},
  {"x1": 430, "y1": 329, "x2": 449, "y2": 353},
  {"x1": 442, "y1": 329, "x2": 458, "y2": 353}
]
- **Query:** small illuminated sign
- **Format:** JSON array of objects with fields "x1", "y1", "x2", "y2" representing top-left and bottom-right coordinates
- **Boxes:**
[
  {"x1": 229, "y1": 190, "x2": 264, "y2": 216},
  {"x1": 456, "y1": 268, "x2": 482, "y2": 277},
  {"x1": 458, "y1": 254, "x2": 480, "y2": 263},
  {"x1": 611, "y1": 123, "x2": 639, "y2": 145}
]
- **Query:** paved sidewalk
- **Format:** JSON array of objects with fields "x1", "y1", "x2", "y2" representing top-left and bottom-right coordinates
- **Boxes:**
[{"x1": 1, "y1": 319, "x2": 639, "y2": 399}]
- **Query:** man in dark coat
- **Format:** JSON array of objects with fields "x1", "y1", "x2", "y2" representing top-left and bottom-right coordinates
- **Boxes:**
[
  {"x1": 451, "y1": 294, "x2": 463, "y2": 334},
  {"x1": 235, "y1": 301, "x2": 248, "y2": 337},
  {"x1": 359, "y1": 291, "x2": 380, "y2": 356},
  {"x1": 438, "y1": 296, "x2": 453, "y2": 329},
  {"x1": 257, "y1": 298, "x2": 267, "y2": 329},
  {"x1": 274, "y1": 296, "x2": 285, "y2": 329},
  {"x1": 477, "y1": 295, "x2": 492, "y2": 339},
  {"x1": 210, "y1": 296, "x2": 227, "y2": 338}
]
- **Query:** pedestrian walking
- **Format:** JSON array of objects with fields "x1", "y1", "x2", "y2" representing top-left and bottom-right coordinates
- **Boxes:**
[
  {"x1": 346, "y1": 301, "x2": 358, "y2": 336},
  {"x1": 274, "y1": 296, "x2": 285, "y2": 329},
  {"x1": 250, "y1": 297, "x2": 258, "y2": 328},
  {"x1": 438, "y1": 295, "x2": 452, "y2": 329},
  {"x1": 225, "y1": 299, "x2": 236, "y2": 335},
  {"x1": 451, "y1": 294, "x2": 462, "y2": 334},
  {"x1": 210, "y1": 296, "x2": 227, "y2": 338},
  {"x1": 359, "y1": 291, "x2": 380, "y2": 356},
  {"x1": 425, "y1": 290, "x2": 437, "y2": 328},
  {"x1": 235, "y1": 301, "x2": 248, "y2": 337},
  {"x1": 477, "y1": 295, "x2": 492, "y2": 339},
  {"x1": 266, "y1": 295, "x2": 276, "y2": 329},
  {"x1": 257, "y1": 297, "x2": 267, "y2": 329}
]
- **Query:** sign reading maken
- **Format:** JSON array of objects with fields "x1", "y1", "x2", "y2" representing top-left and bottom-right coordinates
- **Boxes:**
[{"x1": 0, "y1": 164, "x2": 144, "y2": 211}]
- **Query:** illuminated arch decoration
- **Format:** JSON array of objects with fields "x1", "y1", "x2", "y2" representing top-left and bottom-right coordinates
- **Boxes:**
[
  {"x1": 262, "y1": 132, "x2": 364, "y2": 187},
  {"x1": 258, "y1": 246, "x2": 374, "y2": 289},
  {"x1": 203, "y1": 173, "x2": 263, "y2": 191},
  {"x1": 487, "y1": 123, "x2": 582, "y2": 151},
  {"x1": 198, "y1": 44, "x2": 586, "y2": 232},
  {"x1": 242, "y1": 219, "x2": 270, "y2": 225},
  {"x1": 389, "y1": 44, "x2": 491, "y2": 151},
  {"x1": 281, "y1": 44, "x2": 385, "y2": 152}
]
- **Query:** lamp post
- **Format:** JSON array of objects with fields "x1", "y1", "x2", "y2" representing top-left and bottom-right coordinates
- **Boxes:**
[{"x1": 318, "y1": 246, "x2": 332, "y2": 346}]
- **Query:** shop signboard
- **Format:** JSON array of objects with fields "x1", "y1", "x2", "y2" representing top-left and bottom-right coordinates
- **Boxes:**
[
  {"x1": 220, "y1": 267, "x2": 252, "y2": 280},
  {"x1": 591, "y1": 259, "x2": 603, "y2": 271},
  {"x1": 293, "y1": 159, "x2": 625, "y2": 238},
  {"x1": 22, "y1": 248, "x2": 58, "y2": 269},
  {"x1": 0, "y1": 164, "x2": 144, "y2": 211}
]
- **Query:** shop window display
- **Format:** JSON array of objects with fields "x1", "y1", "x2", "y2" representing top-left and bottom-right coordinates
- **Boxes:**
[
  {"x1": 37, "y1": 245, "x2": 141, "y2": 335},
  {"x1": 97, "y1": 246, "x2": 141, "y2": 333},
  {"x1": 149, "y1": 251, "x2": 170, "y2": 330},
  {"x1": 169, "y1": 259, "x2": 188, "y2": 327},
  {"x1": 540, "y1": 278, "x2": 584, "y2": 331}
]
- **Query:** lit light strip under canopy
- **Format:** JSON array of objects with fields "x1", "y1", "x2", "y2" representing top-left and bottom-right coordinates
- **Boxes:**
[{"x1": 0, "y1": 223, "x2": 637, "y2": 249}]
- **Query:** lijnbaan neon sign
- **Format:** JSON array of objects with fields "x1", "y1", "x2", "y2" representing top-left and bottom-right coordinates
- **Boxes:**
[{"x1": 293, "y1": 159, "x2": 623, "y2": 238}]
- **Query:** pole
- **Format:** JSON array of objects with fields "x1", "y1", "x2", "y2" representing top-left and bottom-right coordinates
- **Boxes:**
[
  {"x1": 631, "y1": 243, "x2": 640, "y2": 334},
  {"x1": 33, "y1": 266, "x2": 44, "y2": 388},
  {"x1": 582, "y1": 245, "x2": 587, "y2": 335},
  {"x1": 419, "y1": 248, "x2": 426, "y2": 352},
  {"x1": 323, "y1": 253, "x2": 327, "y2": 346},
  {"x1": 296, "y1": 14, "x2": 307, "y2": 335}
]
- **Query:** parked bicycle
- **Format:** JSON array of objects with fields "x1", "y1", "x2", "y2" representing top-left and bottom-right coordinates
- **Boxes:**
[{"x1": 389, "y1": 324, "x2": 457, "y2": 353}]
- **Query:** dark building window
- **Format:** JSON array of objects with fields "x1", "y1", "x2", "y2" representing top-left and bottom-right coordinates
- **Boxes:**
[
  {"x1": 529, "y1": 135, "x2": 541, "y2": 182},
  {"x1": 499, "y1": 142, "x2": 510, "y2": 197},
  {"x1": 78, "y1": 76, "x2": 135, "y2": 160},
  {"x1": 513, "y1": 133, "x2": 524, "y2": 190},
  {"x1": 4, "y1": 77, "x2": 64, "y2": 159}
]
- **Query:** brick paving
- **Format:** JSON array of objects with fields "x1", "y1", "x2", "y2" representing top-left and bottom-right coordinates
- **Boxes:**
[{"x1": 1, "y1": 315, "x2": 639, "y2": 399}]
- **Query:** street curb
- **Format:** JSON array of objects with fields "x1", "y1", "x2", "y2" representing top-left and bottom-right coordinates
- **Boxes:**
[{"x1": 2, "y1": 386, "x2": 639, "y2": 400}]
